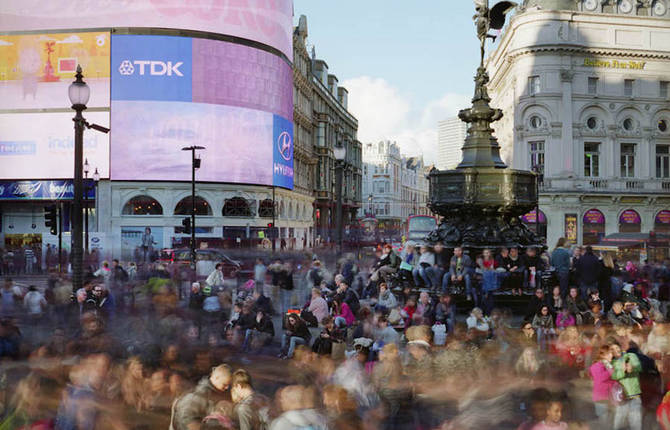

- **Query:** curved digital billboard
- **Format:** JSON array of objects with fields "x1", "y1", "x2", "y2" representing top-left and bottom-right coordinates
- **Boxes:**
[
  {"x1": 110, "y1": 34, "x2": 293, "y2": 189},
  {"x1": 0, "y1": 0, "x2": 293, "y2": 60}
]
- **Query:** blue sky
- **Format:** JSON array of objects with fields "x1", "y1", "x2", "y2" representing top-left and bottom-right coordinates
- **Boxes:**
[{"x1": 293, "y1": 0, "x2": 487, "y2": 163}]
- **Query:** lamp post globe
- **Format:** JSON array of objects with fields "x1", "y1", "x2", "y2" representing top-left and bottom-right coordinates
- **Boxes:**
[
  {"x1": 68, "y1": 65, "x2": 90, "y2": 109},
  {"x1": 333, "y1": 145, "x2": 346, "y2": 161}
]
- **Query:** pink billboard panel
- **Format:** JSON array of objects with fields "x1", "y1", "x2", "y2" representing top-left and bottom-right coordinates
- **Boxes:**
[
  {"x1": 0, "y1": 0, "x2": 293, "y2": 60},
  {"x1": 619, "y1": 209, "x2": 641, "y2": 225},
  {"x1": 656, "y1": 210, "x2": 670, "y2": 225},
  {"x1": 583, "y1": 209, "x2": 605, "y2": 225}
]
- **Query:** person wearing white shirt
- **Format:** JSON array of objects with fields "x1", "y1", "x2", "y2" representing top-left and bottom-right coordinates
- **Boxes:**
[
  {"x1": 466, "y1": 307, "x2": 490, "y2": 334},
  {"x1": 412, "y1": 245, "x2": 436, "y2": 289},
  {"x1": 23, "y1": 285, "x2": 47, "y2": 317},
  {"x1": 206, "y1": 263, "x2": 225, "y2": 290}
]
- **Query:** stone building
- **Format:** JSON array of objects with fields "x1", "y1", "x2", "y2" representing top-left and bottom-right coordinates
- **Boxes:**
[{"x1": 486, "y1": 0, "x2": 670, "y2": 258}]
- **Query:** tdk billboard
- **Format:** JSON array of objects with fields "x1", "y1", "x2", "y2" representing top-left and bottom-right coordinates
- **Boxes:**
[{"x1": 110, "y1": 34, "x2": 293, "y2": 189}]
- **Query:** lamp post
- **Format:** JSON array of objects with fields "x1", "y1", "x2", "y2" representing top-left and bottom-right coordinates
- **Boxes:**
[
  {"x1": 333, "y1": 142, "x2": 346, "y2": 256},
  {"x1": 181, "y1": 145, "x2": 205, "y2": 270},
  {"x1": 68, "y1": 65, "x2": 90, "y2": 293},
  {"x1": 368, "y1": 194, "x2": 373, "y2": 217},
  {"x1": 84, "y1": 158, "x2": 89, "y2": 255}
]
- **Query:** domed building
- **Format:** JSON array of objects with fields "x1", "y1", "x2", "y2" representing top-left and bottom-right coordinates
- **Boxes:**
[{"x1": 487, "y1": 0, "x2": 670, "y2": 260}]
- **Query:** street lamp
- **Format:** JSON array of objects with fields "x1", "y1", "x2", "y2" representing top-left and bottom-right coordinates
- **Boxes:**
[
  {"x1": 83, "y1": 160, "x2": 100, "y2": 255},
  {"x1": 333, "y1": 142, "x2": 346, "y2": 256},
  {"x1": 368, "y1": 194, "x2": 373, "y2": 216},
  {"x1": 69, "y1": 65, "x2": 109, "y2": 293},
  {"x1": 181, "y1": 145, "x2": 206, "y2": 271}
]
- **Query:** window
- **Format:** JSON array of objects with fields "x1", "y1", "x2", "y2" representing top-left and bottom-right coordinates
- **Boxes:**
[
  {"x1": 174, "y1": 196, "x2": 212, "y2": 216},
  {"x1": 122, "y1": 195, "x2": 163, "y2": 215},
  {"x1": 584, "y1": 143, "x2": 600, "y2": 177},
  {"x1": 661, "y1": 81, "x2": 669, "y2": 98},
  {"x1": 657, "y1": 145, "x2": 670, "y2": 179},
  {"x1": 529, "y1": 141, "x2": 545, "y2": 176},
  {"x1": 624, "y1": 79, "x2": 634, "y2": 97},
  {"x1": 529, "y1": 115, "x2": 542, "y2": 129},
  {"x1": 586, "y1": 116, "x2": 598, "y2": 130},
  {"x1": 623, "y1": 118, "x2": 634, "y2": 131},
  {"x1": 316, "y1": 123, "x2": 326, "y2": 147},
  {"x1": 222, "y1": 197, "x2": 253, "y2": 217},
  {"x1": 620, "y1": 144, "x2": 635, "y2": 178},
  {"x1": 258, "y1": 199, "x2": 275, "y2": 218},
  {"x1": 529, "y1": 76, "x2": 540, "y2": 95},
  {"x1": 588, "y1": 77, "x2": 598, "y2": 95}
]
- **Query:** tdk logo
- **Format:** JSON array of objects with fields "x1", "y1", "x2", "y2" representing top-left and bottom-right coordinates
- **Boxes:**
[{"x1": 118, "y1": 60, "x2": 184, "y2": 76}]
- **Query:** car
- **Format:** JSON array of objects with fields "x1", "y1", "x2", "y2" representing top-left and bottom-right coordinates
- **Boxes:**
[{"x1": 171, "y1": 248, "x2": 242, "y2": 278}]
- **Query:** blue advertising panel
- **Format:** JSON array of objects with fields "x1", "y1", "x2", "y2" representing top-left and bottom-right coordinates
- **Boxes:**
[
  {"x1": 111, "y1": 35, "x2": 192, "y2": 102},
  {"x1": 0, "y1": 180, "x2": 95, "y2": 200},
  {"x1": 272, "y1": 115, "x2": 294, "y2": 189},
  {"x1": 110, "y1": 34, "x2": 293, "y2": 189}
]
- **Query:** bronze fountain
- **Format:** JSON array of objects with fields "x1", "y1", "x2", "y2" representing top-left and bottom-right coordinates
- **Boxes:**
[{"x1": 427, "y1": 0, "x2": 543, "y2": 250}]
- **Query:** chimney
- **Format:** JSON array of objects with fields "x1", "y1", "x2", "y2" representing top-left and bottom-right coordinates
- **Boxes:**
[{"x1": 337, "y1": 87, "x2": 348, "y2": 109}]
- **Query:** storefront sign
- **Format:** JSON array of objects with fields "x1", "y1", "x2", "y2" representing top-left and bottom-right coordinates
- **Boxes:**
[
  {"x1": 619, "y1": 209, "x2": 641, "y2": 224},
  {"x1": 565, "y1": 214, "x2": 578, "y2": 242},
  {"x1": 0, "y1": 180, "x2": 95, "y2": 200},
  {"x1": 655, "y1": 210, "x2": 670, "y2": 225},
  {"x1": 521, "y1": 209, "x2": 546, "y2": 224},
  {"x1": 583, "y1": 58, "x2": 646, "y2": 70},
  {"x1": 583, "y1": 209, "x2": 605, "y2": 225}
]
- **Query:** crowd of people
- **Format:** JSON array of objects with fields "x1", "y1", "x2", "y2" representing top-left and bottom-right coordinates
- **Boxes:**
[{"x1": 0, "y1": 238, "x2": 669, "y2": 429}]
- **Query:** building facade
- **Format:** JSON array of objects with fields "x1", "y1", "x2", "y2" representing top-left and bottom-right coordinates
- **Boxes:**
[
  {"x1": 362, "y1": 141, "x2": 430, "y2": 241},
  {"x1": 0, "y1": 8, "x2": 363, "y2": 263},
  {"x1": 295, "y1": 16, "x2": 363, "y2": 243},
  {"x1": 437, "y1": 116, "x2": 468, "y2": 170},
  {"x1": 486, "y1": 0, "x2": 670, "y2": 252}
]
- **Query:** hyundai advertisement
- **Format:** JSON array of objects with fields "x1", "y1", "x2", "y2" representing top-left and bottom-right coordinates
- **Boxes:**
[
  {"x1": 110, "y1": 34, "x2": 293, "y2": 189},
  {"x1": 0, "y1": 0, "x2": 293, "y2": 60}
]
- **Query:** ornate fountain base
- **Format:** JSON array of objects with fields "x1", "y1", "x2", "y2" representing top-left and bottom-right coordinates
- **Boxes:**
[{"x1": 426, "y1": 167, "x2": 543, "y2": 250}]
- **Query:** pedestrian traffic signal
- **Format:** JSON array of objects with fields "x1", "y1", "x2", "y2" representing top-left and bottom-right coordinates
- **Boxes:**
[
  {"x1": 182, "y1": 217, "x2": 192, "y2": 234},
  {"x1": 44, "y1": 205, "x2": 58, "y2": 236}
]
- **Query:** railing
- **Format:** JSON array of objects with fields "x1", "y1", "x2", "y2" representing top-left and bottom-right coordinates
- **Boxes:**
[{"x1": 539, "y1": 178, "x2": 669, "y2": 193}]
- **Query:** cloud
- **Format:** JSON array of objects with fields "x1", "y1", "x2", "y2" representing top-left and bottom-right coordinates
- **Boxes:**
[
  {"x1": 56, "y1": 35, "x2": 84, "y2": 44},
  {"x1": 0, "y1": 39, "x2": 13, "y2": 46},
  {"x1": 342, "y1": 76, "x2": 470, "y2": 164},
  {"x1": 37, "y1": 35, "x2": 57, "y2": 42}
]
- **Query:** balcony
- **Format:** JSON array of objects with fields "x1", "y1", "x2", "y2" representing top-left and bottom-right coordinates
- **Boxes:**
[{"x1": 540, "y1": 178, "x2": 670, "y2": 194}]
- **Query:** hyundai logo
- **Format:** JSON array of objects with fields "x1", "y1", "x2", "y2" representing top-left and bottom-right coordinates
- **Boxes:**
[
  {"x1": 277, "y1": 131, "x2": 292, "y2": 161},
  {"x1": 118, "y1": 60, "x2": 183, "y2": 76}
]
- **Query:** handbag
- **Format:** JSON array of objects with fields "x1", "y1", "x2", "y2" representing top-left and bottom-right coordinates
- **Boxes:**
[
  {"x1": 331, "y1": 341, "x2": 346, "y2": 361},
  {"x1": 609, "y1": 381, "x2": 625, "y2": 405}
]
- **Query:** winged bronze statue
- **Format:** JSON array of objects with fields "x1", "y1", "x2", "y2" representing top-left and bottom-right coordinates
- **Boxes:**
[{"x1": 473, "y1": 0, "x2": 518, "y2": 65}]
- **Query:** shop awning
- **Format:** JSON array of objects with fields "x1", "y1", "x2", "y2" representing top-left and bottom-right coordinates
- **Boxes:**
[{"x1": 593, "y1": 232, "x2": 670, "y2": 250}]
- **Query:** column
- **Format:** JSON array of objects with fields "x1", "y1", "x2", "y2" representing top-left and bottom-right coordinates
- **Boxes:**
[{"x1": 560, "y1": 70, "x2": 574, "y2": 174}]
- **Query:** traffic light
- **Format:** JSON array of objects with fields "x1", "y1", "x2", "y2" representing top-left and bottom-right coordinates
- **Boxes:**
[
  {"x1": 267, "y1": 222, "x2": 274, "y2": 228},
  {"x1": 44, "y1": 205, "x2": 58, "y2": 236},
  {"x1": 182, "y1": 217, "x2": 191, "y2": 234}
]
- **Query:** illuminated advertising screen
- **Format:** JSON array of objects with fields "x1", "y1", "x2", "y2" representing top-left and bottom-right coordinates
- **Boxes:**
[
  {"x1": 110, "y1": 34, "x2": 293, "y2": 188},
  {"x1": 0, "y1": 32, "x2": 110, "y2": 110},
  {"x1": 0, "y1": 111, "x2": 110, "y2": 179},
  {"x1": 619, "y1": 209, "x2": 641, "y2": 224},
  {"x1": 0, "y1": 0, "x2": 293, "y2": 60}
]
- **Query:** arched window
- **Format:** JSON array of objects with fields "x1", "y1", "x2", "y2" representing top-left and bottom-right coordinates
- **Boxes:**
[
  {"x1": 122, "y1": 195, "x2": 163, "y2": 215},
  {"x1": 223, "y1": 197, "x2": 253, "y2": 217},
  {"x1": 174, "y1": 196, "x2": 212, "y2": 216},
  {"x1": 618, "y1": 209, "x2": 641, "y2": 233},
  {"x1": 582, "y1": 208, "x2": 605, "y2": 245},
  {"x1": 258, "y1": 199, "x2": 275, "y2": 218}
]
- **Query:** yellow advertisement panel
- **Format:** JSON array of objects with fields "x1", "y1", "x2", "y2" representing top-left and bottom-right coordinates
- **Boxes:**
[{"x1": 0, "y1": 32, "x2": 110, "y2": 110}]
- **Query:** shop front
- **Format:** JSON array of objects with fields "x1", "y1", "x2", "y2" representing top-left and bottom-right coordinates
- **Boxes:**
[{"x1": 582, "y1": 208, "x2": 605, "y2": 246}]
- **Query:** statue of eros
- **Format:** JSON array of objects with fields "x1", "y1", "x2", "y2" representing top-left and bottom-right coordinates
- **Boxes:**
[{"x1": 473, "y1": 1, "x2": 517, "y2": 66}]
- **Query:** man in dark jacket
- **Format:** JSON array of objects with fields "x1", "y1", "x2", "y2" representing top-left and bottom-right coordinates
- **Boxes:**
[
  {"x1": 428, "y1": 242, "x2": 450, "y2": 290},
  {"x1": 525, "y1": 287, "x2": 549, "y2": 321},
  {"x1": 242, "y1": 310, "x2": 275, "y2": 352},
  {"x1": 171, "y1": 364, "x2": 232, "y2": 430},
  {"x1": 335, "y1": 282, "x2": 360, "y2": 316},
  {"x1": 446, "y1": 246, "x2": 475, "y2": 301},
  {"x1": 522, "y1": 247, "x2": 545, "y2": 291},
  {"x1": 575, "y1": 246, "x2": 601, "y2": 299},
  {"x1": 369, "y1": 243, "x2": 400, "y2": 284}
]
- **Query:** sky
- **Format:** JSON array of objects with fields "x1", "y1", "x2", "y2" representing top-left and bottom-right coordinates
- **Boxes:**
[{"x1": 293, "y1": 0, "x2": 487, "y2": 164}]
